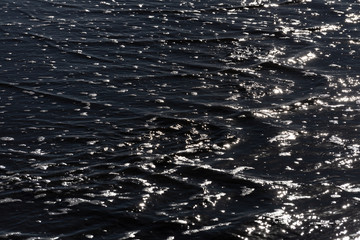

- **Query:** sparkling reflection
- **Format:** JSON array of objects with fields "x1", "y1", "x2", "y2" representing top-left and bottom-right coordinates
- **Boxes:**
[{"x1": 0, "y1": 0, "x2": 360, "y2": 239}]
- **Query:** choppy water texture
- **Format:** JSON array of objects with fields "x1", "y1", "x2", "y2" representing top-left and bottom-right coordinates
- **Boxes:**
[{"x1": 1, "y1": 0, "x2": 360, "y2": 239}]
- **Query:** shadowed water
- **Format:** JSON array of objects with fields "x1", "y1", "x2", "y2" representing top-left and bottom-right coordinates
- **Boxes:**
[{"x1": 1, "y1": 0, "x2": 360, "y2": 239}]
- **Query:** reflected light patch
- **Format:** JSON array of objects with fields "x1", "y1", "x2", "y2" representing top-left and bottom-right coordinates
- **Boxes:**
[
  {"x1": 287, "y1": 52, "x2": 316, "y2": 66},
  {"x1": 269, "y1": 130, "x2": 298, "y2": 146},
  {"x1": 345, "y1": 13, "x2": 360, "y2": 23}
]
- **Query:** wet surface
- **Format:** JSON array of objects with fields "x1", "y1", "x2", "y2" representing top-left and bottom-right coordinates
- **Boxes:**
[{"x1": 1, "y1": 0, "x2": 360, "y2": 239}]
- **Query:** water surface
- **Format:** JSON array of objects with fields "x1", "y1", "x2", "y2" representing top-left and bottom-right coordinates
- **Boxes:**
[{"x1": 1, "y1": 0, "x2": 360, "y2": 239}]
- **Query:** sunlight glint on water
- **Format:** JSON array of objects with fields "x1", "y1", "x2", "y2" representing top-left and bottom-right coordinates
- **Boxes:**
[{"x1": 0, "y1": 0, "x2": 359, "y2": 239}]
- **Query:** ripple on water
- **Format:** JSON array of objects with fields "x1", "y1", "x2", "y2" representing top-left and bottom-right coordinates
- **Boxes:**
[{"x1": 1, "y1": 0, "x2": 360, "y2": 239}]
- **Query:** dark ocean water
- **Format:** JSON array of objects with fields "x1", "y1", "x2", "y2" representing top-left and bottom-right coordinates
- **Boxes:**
[{"x1": 1, "y1": 0, "x2": 360, "y2": 239}]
